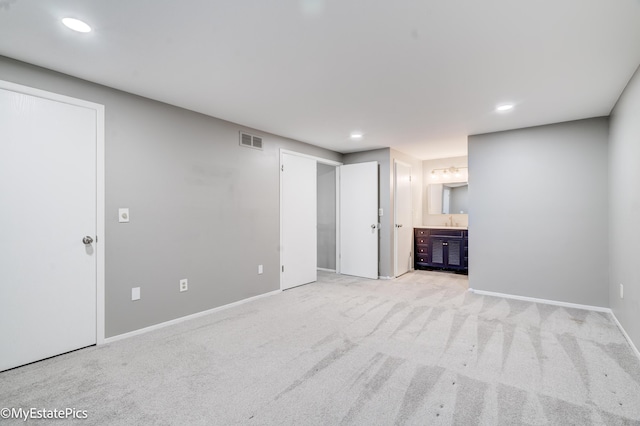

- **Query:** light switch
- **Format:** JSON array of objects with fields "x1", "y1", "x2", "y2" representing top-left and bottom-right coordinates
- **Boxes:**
[
  {"x1": 132, "y1": 287, "x2": 140, "y2": 301},
  {"x1": 119, "y1": 208, "x2": 130, "y2": 223}
]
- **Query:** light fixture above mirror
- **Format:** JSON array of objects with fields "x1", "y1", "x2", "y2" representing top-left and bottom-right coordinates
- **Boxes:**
[{"x1": 430, "y1": 166, "x2": 468, "y2": 180}]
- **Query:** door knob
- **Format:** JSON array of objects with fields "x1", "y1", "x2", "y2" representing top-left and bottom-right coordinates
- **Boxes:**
[
  {"x1": 371, "y1": 224, "x2": 377, "y2": 229},
  {"x1": 396, "y1": 224, "x2": 403, "y2": 228},
  {"x1": 82, "y1": 236, "x2": 94, "y2": 245}
]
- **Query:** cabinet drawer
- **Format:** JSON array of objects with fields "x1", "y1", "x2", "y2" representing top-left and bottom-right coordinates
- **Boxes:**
[
  {"x1": 416, "y1": 246, "x2": 428, "y2": 254},
  {"x1": 415, "y1": 237, "x2": 429, "y2": 245},
  {"x1": 415, "y1": 228, "x2": 430, "y2": 237},
  {"x1": 415, "y1": 253, "x2": 429, "y2": 264}
]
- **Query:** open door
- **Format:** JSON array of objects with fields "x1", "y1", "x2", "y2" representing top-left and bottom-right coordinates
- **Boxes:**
[
  {"x1": 394, "y1": 160, "x2": 412, "y2": 277},
  {"x1": 339, "y1": 162, "x2": 378, "y2": 279},
  {"x1": 280, "y1": 152, "x2": 317, "y2": 290}
]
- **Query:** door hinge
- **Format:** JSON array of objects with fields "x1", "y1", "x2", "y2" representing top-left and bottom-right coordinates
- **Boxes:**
[
  {"x1": 281, "y1": 165, "x2": 284, "y2": 172},
  {"x1": 409, "y1": 175, "x2": 412, "y2": 182},
  {"x1": 282, "y1": 265, "x2": 284, "y2": 272}
]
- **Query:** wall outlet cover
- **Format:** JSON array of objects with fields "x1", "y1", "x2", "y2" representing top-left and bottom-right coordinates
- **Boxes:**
[
  {"x1": 132, "y1": 287, "x2": 140, "y2": 301},
  {"x1": 180, "y1": 279, "x2": 188, "y2": 292},
  {"x1": 620, "y1": 283, "x2": 624, "y2": 299},
  {"x1": 258, "y1": 265, "x2": 263, "y2": 274},
  {"x1": 119, "y1": 208, "x2": 130, "y2": 223}
]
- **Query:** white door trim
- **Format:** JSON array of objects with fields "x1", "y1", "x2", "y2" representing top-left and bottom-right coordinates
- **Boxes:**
[
  {"x1": 279, "y1": 149, "x2": 341, "y2": 289},
  {"x1": 0, "y1": 80, "x2": 106, "y2": 345},
  {"x1": 394, "y1": 160, "x2": 412, "y2": 277}
]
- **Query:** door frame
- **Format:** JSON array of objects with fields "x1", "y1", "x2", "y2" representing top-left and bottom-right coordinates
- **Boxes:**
[
  {"x1": 279, "y1": 149, "x2": 341, "y2": 289},
  {"x1": 1, "y1": 80, "x2": 106, "y2": 345},
  {"x1": 394, "y1": 160, "x2": 412, "y2": 277}
]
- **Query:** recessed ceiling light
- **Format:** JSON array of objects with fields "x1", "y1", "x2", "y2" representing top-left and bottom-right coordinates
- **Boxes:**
[
  {"x1": 496, "y1": 104, "x2": 514, "y2": 112},
  {"x1": 62, "y1": 18, "x2": 92, "y2": 33},
  {"x1": 349, "y1": 132, "x2": 363, "y2": 140}
]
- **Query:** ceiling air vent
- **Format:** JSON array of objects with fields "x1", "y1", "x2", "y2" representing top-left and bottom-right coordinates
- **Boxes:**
[{"x1": 239, "y1": 131, "x2": 263, "y2": 150}]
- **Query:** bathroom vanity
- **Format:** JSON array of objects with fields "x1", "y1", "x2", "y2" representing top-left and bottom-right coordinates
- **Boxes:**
[{"x1": 414, "y1": 227, "x2": 468, "y2": 273}]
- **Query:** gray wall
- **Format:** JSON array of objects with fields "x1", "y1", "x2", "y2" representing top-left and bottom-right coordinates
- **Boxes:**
[
  {"x1": 0, "y1": 56, "x2": 342, "y2": 337},
  {"x1": 468, "y1": 118, "x2": 609, "y2": 307},
  {"x1": 317, "y1": 163, "x2": 336, "y2": 270},
  {"x1": 609, "y1": 64, "x2": 640, "y2": 349},
  {"x1": 343, "y1": 149, "x2": 389, "y2": 277}
]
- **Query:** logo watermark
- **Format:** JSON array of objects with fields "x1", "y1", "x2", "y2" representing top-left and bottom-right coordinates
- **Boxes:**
[{"x1": 1, "y1": 407, "x2": 88, "y2": 421}]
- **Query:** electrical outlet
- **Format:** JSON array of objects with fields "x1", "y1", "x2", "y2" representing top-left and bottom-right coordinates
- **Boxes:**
[
  {"x1": 620, "y1": 283, "x2": 624, "y2": 299},
  {"x1": 132, "y1": 287, "x2": 140, "y2": 301},
  {"x1": 180, "y1": 279, "x2": 188, "y2": 292},
  {"x1": 258, "y1": 265, "x2": 263, "y2": 274}
]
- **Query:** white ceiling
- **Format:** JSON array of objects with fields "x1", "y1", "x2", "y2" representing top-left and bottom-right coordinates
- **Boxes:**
[{"x1": 1, "y1": 0, "x2": 639, "y2": 160}]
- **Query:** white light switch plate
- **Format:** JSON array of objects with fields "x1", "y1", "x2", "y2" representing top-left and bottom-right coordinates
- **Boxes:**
[
  {"x1": 132, "y1": 287, "x2": 140, "y2": 301},
  {"x1": 119, "y1": 208, "x2": 130, "y2": 223}
]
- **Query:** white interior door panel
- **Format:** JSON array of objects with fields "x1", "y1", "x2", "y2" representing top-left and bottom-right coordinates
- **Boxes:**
[
  {"x1": 339, "y1": 162, "x2": 378, "y2": 279},
  {"x1": 0, "y1": 87, "x2": 97, "y2": 371}
]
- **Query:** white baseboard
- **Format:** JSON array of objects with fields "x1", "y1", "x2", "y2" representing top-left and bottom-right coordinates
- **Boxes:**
[
  {"x1": 468, "y1": 288, "x2": 640, "y2": 362},
  {"x1": 104, "y1": 289, "x2": 281, "y2": 344},
  {"x1": 609, "y1": 312, "x2": 640, "y2": 362},
  {"x1": 468, "y1": 288, "x2": 611, "y2": 313},
  {"x1": 317, "y1": 268, "x2": 336, "y2": 273}
]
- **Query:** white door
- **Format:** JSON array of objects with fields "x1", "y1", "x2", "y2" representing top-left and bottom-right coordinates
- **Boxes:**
[
  {"x1": 0, "y1": 87, "x2": 98, "y2": 371},
  {"x1": 281, "y1": 153, "x2": 317, "y2": 290},
  {"x1": 394, "y1": 161, "x2": 412, "y2": 277},
  {"x1": 339, "y1": 162, "x2": 378, "y2": 279}
]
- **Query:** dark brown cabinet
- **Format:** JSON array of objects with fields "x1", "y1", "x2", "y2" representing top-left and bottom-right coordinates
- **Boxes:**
[{"x1": 414, "y1": 228, "x2": 468, "y2": 273}]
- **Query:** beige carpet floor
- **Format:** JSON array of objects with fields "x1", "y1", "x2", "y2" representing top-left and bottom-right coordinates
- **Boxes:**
[{"x1": 1, "y1": 270, "x2": 639, "y2": 425}]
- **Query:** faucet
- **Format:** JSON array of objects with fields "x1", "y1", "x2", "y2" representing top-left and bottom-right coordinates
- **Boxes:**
[{"x1": 449, "y1": 215, "x2": 454, "y2": 227}]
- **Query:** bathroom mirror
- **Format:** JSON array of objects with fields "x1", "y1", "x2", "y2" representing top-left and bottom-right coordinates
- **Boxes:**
[{"x1": 427, "y1": 182, "x2": 468, "y2": 214}]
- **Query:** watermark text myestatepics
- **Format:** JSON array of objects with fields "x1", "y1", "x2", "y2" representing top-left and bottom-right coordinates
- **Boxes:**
[{"x1": 1, "y1": 407, "x2": 88, "y2": 421}]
